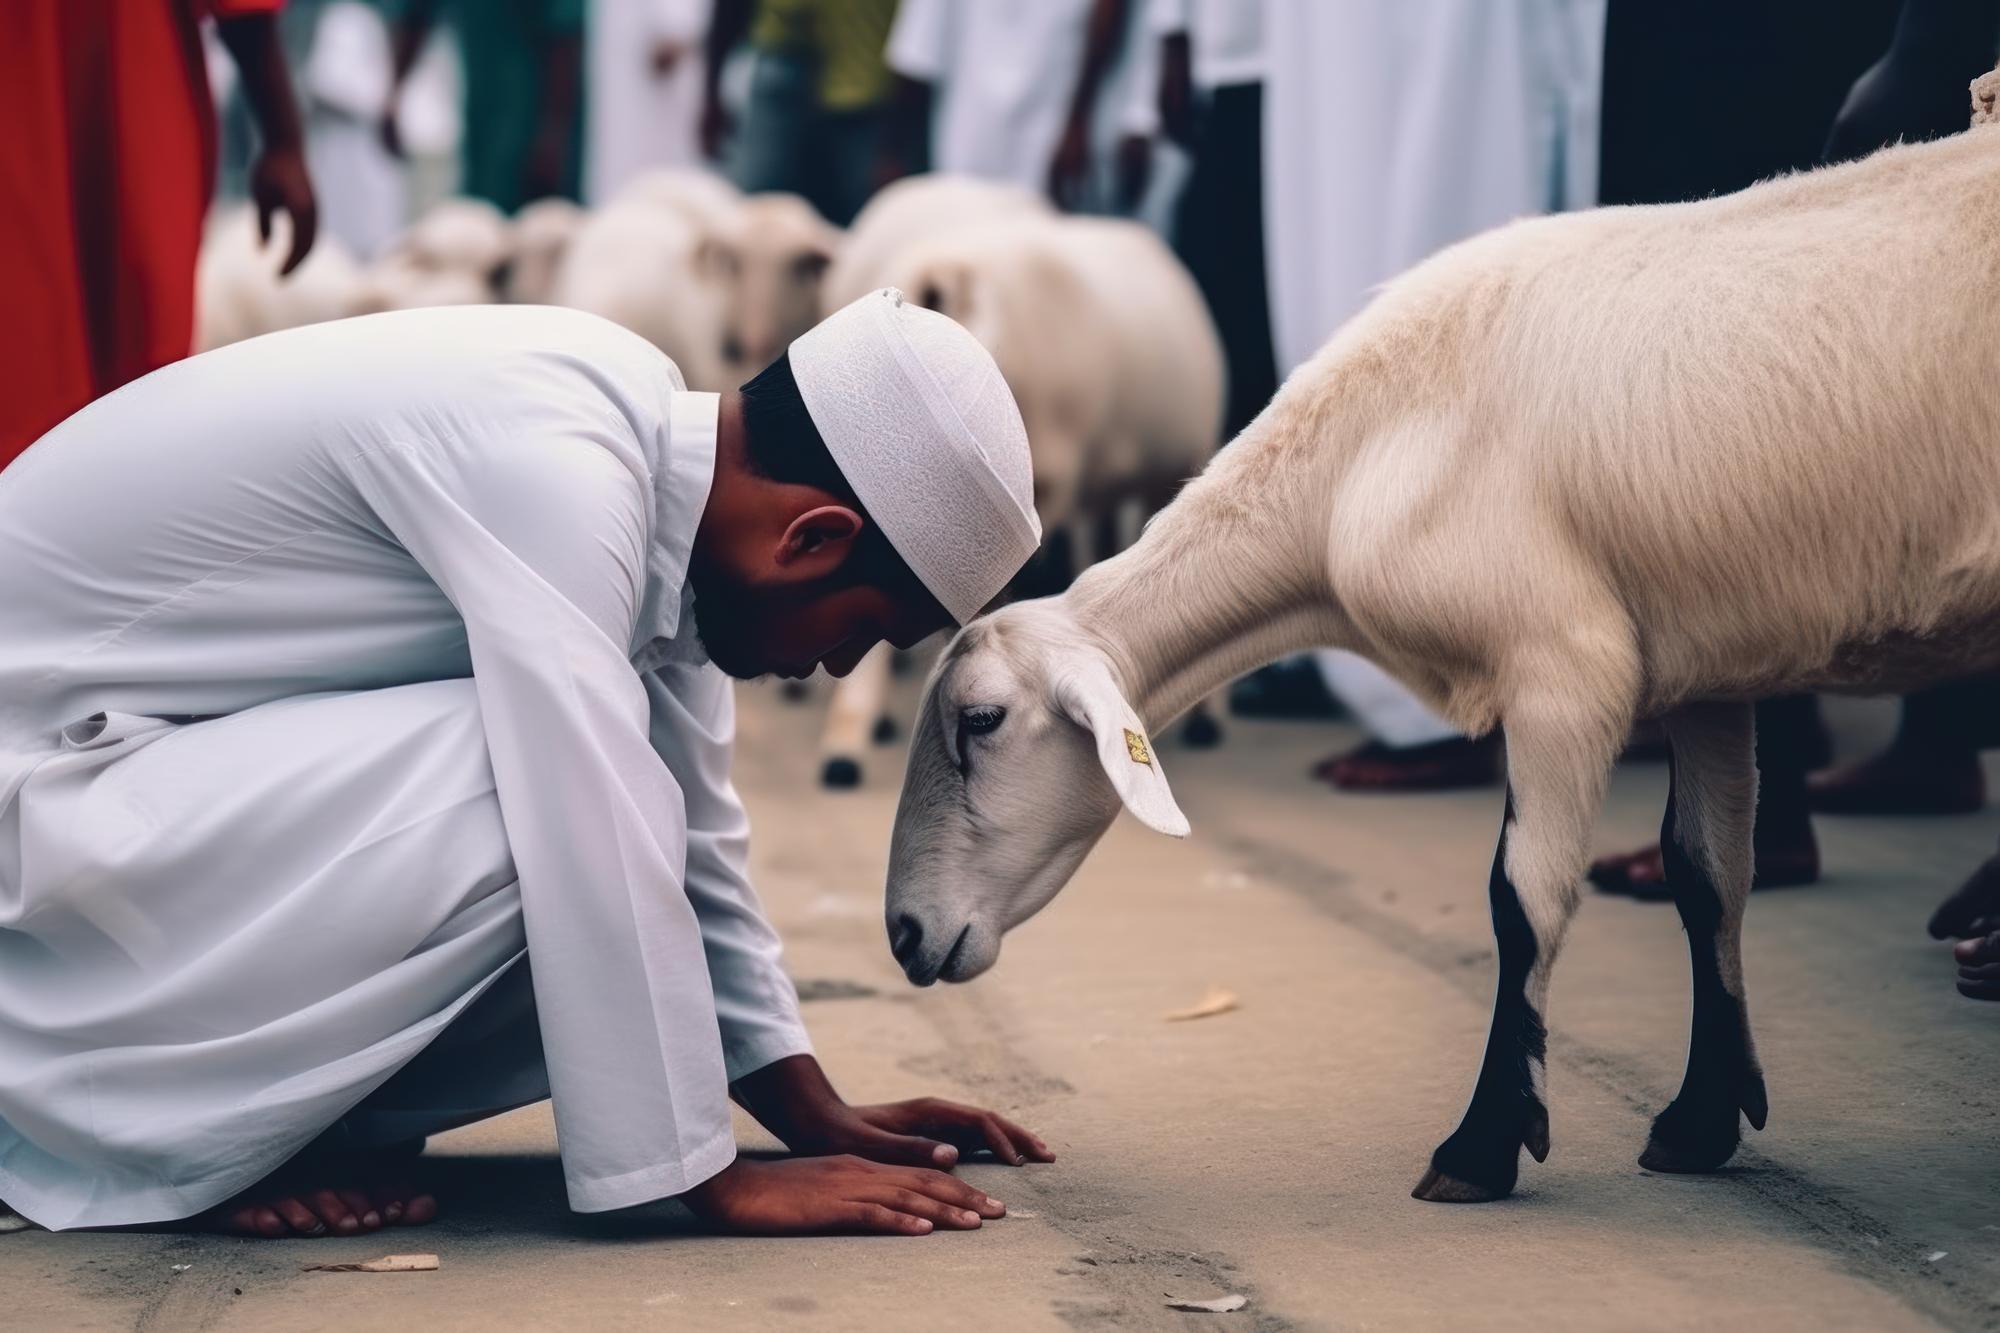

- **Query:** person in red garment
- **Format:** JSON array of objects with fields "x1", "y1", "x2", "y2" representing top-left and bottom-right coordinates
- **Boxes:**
[{"x1": 0, "y1": 0, "x2": 317, "y2": 469}]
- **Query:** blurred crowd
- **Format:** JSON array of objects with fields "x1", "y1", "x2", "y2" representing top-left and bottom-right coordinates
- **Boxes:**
[{"x1": 7, "y1": 0, "x2": 2000, "y2": 900}]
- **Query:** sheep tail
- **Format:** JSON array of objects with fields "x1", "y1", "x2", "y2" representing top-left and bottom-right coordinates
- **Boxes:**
[{"x1": 1972, "y1": 60, "x2": 2000, "y2": 128}]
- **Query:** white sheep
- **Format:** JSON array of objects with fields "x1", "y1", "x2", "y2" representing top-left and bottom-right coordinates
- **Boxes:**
[
  {"x1": 700, "y1": 193, "x2": 842, "y2": 388},
  {"x1": 549, "y1": 193, "x2": 728, "y2": 391},
  {"x1": 821, "y1": 173, "x2": 1048, "y2": 313},
  {"x1": 505, "y1": 197, "x2": 589, "y2": 305},
  {"x1": 881, "y1": 99, "x2": 2000, "y2": 1206},
  {"x1": 193, "y1": 206, "x2": 369, "y2": 352},
  {"x1": 358, "y1": 197, "x2": 514, "y2": 312},
  {"x1": 610, "y1": 166, "x2": 742, "y2": 236}
]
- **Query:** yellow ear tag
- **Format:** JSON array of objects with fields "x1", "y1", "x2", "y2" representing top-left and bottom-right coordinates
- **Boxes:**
[{"x1": 1123, "y1": 728, "x2": 1153, "y2": 767}]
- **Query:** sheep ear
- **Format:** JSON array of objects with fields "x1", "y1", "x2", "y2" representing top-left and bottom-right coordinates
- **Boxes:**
[{"x1": 1055, "y1": 660, "x2": 1190, "y2": 838}]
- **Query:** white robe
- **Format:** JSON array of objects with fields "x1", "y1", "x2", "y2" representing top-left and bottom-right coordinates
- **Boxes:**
[
  {"x1": 0, "y1": 305, "x2": 810, "y2": 1230},
  {"x1": 585, "y1": 0, "x2": 711, "y2": 206},
  {"x1": 1261, "y1": 0, "x2": 1604, "y2": 746},
  {"x1": 887, "y1": 0, "x2": 1154, "y2": 213}
]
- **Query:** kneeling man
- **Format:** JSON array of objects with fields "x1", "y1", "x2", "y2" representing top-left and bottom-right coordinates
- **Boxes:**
[{"x1": 0, "y1": 293, "x2": 1050, "y2": 1237}]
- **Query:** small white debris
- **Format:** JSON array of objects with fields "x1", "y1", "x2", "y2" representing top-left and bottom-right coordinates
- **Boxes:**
[
  {"x1": 171, "y1": 1264, "x2": 193, "y2": 1273},
  {"x1": 304, "y1": 1253, "x2": 439, "y2": 1274},
  {"x1": 1009, "y1": 1209, "x2": 1039, "y2": 1219},
  {"x1": 1166, "y1": 1293, "x2": 1248, "y2": 1313},
  {"x1": 1165, "y1": 986, "x2": 1240, "y2": 1023},
  {"x1": 1925, "y1": 1251, "x2": 1948, "y2": 1264}
]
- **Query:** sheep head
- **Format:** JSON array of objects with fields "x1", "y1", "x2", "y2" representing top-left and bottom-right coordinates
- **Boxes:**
[{"x1": 885, "y1": 600, "x2": 1187, "y2": 986}]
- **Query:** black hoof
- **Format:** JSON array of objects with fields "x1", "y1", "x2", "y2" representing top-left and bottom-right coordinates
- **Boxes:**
[
  {"x1": 1180, "y1": 710, "x2": 1223, "y2": 749},
  {"x1": 779, "y1": 680, "x2": 811, "y2": 703},
  {"x1": 1639, "y1": 1097, "x2": 1746, "y2": 1174},
  {"x1": 871, "y1": 715, "x2": 899, "y2": 745},
  {"x1": 1417, "y1": 1100, "x2": 1544, "y2": 1204},
  {"x1": 820, "y1": 756, "x2": 862, "y2": 789},
  {"x1": 1411, "y1": 1164, "x2": 1512, "y2": 1203}
]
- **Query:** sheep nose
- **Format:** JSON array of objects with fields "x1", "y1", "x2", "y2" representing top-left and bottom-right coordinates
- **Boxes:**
[{"x1": 889, "y1": 914, "x2": 923, "y2": 964}]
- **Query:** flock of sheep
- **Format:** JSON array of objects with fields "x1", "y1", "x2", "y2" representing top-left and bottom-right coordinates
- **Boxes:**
[{"x1": 196, "y1": 170, "x2": 1228, "y2": 786}]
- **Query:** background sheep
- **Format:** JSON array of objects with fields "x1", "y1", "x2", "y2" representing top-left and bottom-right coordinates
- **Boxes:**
[
  {"x1": 881, "y1": 113, "x2": 2000, "y2": 1208},
  {"x1": 504, "y1": 198, "x2": 589, "y2": 305},
  {"x1": 550, "y1": 190, "x2": 728, "y2": 391},
  {"x1": 701, "y1": 193, "x2": 842, "y2": 390},
  {"x1": 194, "y1": 206, "x2": 369, "y2": 352}
]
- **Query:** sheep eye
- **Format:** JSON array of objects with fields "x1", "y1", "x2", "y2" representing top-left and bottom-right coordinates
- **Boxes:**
[{"x1": 961, "y1": 706, "x2": 1005, "y2": 735}]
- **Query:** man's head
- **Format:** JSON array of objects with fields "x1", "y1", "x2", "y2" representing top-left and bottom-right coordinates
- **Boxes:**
[{"x1": 689, "y1": 290, "x2": 1039, "y2": 681}]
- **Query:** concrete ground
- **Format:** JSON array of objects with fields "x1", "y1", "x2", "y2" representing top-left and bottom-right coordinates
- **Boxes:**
[{"x1": 9, "y1": 680, "x2": 2000, "y2": 1332}]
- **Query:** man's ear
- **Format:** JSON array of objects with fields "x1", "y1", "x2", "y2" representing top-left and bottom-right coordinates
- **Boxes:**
[
  {"x1": 1054, "y1": 657, "x2": 1190, "y2": 837},
  {"x1": 775, "y1": 504, "x2": 864, "y2": 577}
]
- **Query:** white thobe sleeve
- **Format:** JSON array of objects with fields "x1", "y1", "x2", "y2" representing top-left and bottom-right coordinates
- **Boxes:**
[
  {"x1": 645, "y1": 664, "x2": 813, "y2": 1082},
  {"x1": 343, "y1": 432, "x2": 738, "y2": 1213},
  {"x1": 884, "y1": 0, "x2": 950, "y2": 81}
]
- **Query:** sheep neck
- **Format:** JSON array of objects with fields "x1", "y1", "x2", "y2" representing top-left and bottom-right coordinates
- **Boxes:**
[{"x1": 1063, "y1": 394, "x2": 1349, "y2": 730}]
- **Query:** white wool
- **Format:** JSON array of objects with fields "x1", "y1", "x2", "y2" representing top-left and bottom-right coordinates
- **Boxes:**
[
  {"x1": 550, "y1": 196, "x2": 726, "y2": 391},
  {"x1": 701, "y1": 192, "x2": 841, "y2": 386},
  {"x1": 791, "y1": 290, "x2": 1038, "y2": 625}
]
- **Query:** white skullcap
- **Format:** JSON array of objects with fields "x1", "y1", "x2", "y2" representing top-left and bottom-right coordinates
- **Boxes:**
[{"x1": 789, "y1": 288, "x2": 1040, "y2": 624}]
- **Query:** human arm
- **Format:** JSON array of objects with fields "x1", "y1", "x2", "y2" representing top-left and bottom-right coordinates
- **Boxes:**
[
  {"x1": 1824, "y1": 0, "x2": 2000, "y2": 163},
  {"x1": 378, "y1": 0, "x2": 444, "y2": 158},
  {"x1": 1048, "y1": 0, "x2": 1132, "y2": 208},
  {"x1": 646, "y1": 0, "x2": 706, "y2": 75},
  {"x1": 215, "y1": 7, "x2": 317, "y2": 273},
  {"x1": 701, "y1": 0, "x2": 755, "y2": 160}
]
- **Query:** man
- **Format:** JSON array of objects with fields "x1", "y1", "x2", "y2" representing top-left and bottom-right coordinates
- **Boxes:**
[
  {"x1": 1146, "y1": 0, "x2": 1274, "y2": 440},
  {"x1": 382, "y1": 0, "x2": 584, "y2": 210},
  {"x1": 883, "y1": 0, "x2": 1150, "y2": 212},
  {"x1": 705, "y1": 0, "x2": 902, "y2": 226},
  {"x1": 0, "y1": 0, "x2": 318, "y2": 468},
  {"x1": 585, "y1": 0, "x2": 711, "y2": 205},
  {"x1": 0, "y1": 293, "x2": 1051, "y2": 1237}
]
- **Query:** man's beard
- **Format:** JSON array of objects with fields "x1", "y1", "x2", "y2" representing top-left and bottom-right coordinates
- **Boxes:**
[{"x1": 686, "y1": 561, "x2": 771, "y2": 681}]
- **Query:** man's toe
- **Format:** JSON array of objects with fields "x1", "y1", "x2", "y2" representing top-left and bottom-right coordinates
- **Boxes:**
[
  {"x1": 1953, "y1": 933, "x2": 2000, "y2": 966},
  {"x1": 402, "y1": 1193, "x2": 439, "y2": 1225}
]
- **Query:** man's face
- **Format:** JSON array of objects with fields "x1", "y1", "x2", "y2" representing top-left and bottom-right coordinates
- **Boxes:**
[{"x1": 688, "y1": 560, "x2": 947, "y2": 681}]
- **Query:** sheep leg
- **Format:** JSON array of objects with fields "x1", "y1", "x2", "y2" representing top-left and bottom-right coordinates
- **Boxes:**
[
  {"x1": 1414, "y1": 701, "x2": 1618, "y2": 1203},
  {"x1": 1640, "y1": 700, "x2": 1767, "y2": 1173},
  {"x1": 818, "y1": 645, "x2": 894, "y2": 789}
]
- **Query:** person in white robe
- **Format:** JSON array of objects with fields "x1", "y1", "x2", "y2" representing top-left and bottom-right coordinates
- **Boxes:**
[
  {"x1": 1261, "y1": 0, "x2": 1605, "y2": 790},
  {"x1": 0, "y1": 293, "x2": 1052, "y2": 1238},
  {"x1": 885, "y1": 0, "x2": 1155, "y2": 213},
  {"x1": 585, "y1": 0, "x2": 711, "y2": 205}
]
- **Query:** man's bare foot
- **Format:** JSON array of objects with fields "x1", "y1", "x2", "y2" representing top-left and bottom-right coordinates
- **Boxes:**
[
  {"x1": 1930, "y1": 849, "x2": 2000, "y2": 999},
  {"x1": 1311, "y1": 736, "x2": 1501, "y2": 793},
  {"x1": 1806, "y1": 745, "x2": 1985, "y2": 815},
  {"x1": 210, "y1": 1164, "x2": 437, "y2": 1238}
]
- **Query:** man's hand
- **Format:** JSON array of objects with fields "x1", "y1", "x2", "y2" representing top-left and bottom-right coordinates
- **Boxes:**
[
  {"x1": 732, "y1": 1054, "x2": 1055, "y2": 1167},
  {"x1": 250, "y1": 143, "x2": 318, "y2": 275},
  {"x1": 796, "y1": 1097, "x2": 1056, "y2": 1168},
  {"x1": 682, "y1": 1156, "x2": 1006, "y2": 1235}
]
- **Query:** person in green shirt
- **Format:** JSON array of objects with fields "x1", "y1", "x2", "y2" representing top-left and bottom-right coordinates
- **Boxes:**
[{"x1": 383, "y1": 0, "x2": 585, "y2": 212}]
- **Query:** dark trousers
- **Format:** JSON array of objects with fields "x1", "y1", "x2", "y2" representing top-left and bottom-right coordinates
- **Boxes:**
[{"x1": 1173, "y1": 81, "x2": 1278, "y2": 442}]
